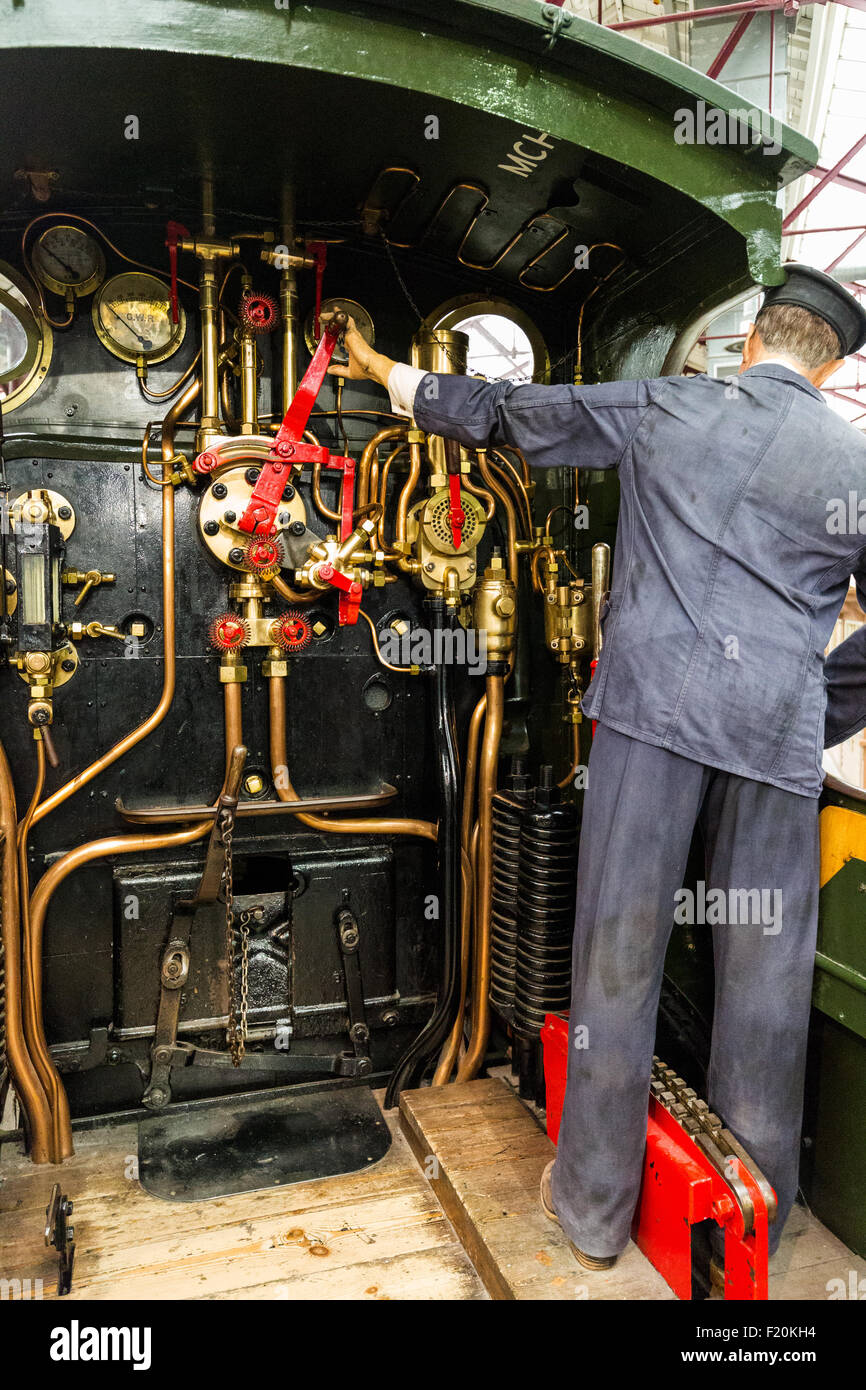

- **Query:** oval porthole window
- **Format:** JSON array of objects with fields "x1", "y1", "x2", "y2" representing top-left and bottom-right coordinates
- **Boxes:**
[
  {"x1": 428, "y1": 295, "x2": 548, "y2": 384},
  {"x1": 0, "y1": 262, "x2": 53, "y2": 411}
]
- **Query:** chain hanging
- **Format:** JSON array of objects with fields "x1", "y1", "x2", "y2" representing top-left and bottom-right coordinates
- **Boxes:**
[{"x1": 220, "y1": 806, "x2": 249, "y2": 1066}]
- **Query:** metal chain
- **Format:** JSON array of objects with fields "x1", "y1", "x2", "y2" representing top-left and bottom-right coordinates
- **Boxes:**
[{"x1": 220, "y1": 807, "x2": 249, "y2": 1066}]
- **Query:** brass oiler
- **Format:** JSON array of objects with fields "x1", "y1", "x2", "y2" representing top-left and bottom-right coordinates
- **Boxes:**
[
  {"x1": 473, "y1": 553, "x2": 517, "y2": 669},
  {"x1": 543, "y1": 578, "x2": 592, "y2": 664}
]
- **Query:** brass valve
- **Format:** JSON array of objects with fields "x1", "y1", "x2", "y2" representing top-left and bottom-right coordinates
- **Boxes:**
[
  {"x1": 544, "y1": 580, "x2": 591, "y2": 665},
  {"x1": 62, "y1": 569, "x2": 117, "y2": 608},
  {"x1": 473, "y1": 553, "x2": 517, "y2": 670},
  {"x1": 69, "y1": 620, "x2": 126, "y2": 642}
]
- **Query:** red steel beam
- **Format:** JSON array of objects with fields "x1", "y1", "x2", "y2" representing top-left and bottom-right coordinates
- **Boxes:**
[
  {"x1": 707, "y1": 11, "x2": 756, "y2": 77},
  {"x1": 609, "y1": 0, "x2": 782, "y2": 32},
  {"x1": 784, "y1": 133, "x2": 866, "y2": 229},
  {"x1": 807, "y1": 166, "x2": 866, "y2": 198}
]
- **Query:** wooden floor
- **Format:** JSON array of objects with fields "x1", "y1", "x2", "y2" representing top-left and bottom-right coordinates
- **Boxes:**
[
  {"x1": 0, "y1": 1095, "x2": 486, "y2": 1301},
  {"x1": 2, "y1": 1077, "x2": 862, "y2": 1301},
  {"x1": 399, "y1": 1076, "x2": 866, "y2": 1302}
]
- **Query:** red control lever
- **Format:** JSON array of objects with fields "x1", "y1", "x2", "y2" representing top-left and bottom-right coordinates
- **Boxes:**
[
  {"x1": 165, "y1": 221, "x2": 190, "y2": 326},
  {"x1": 236, "y1": 315, "x2": 346, "y2": 538},
  {"x1": 306, "y1": 241, "x2": 328, "y2": 338}
]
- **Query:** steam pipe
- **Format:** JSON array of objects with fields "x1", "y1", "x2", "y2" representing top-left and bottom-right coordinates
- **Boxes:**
[
  {"x1": 456, "y1": 673, "x2": 505, "y2": 1082},
  {"x1": 17, "y1": 736, "x2": 64, "y2": 1157},
  {"x1": 359, "y1": 427, "x2": 407, "y2": 509},
  {"x1": 434, "y1": 692, "x2": 486, "y2": 1084},
  {"x1": 30, "y1": 380, "x2": 198, "y2": 827},
  {"x1": 477, "y1": 452, "x2": 519, "y2": 587},
  {"x1": 385, "y1": 598, "x2": 462, "y2": 1106},
  {"x1": 268, "y1": 675, "x2": 436, "y2": 841},
  {"x1": 0, "y1": 739, "x2": 52, "y2": 1163}
]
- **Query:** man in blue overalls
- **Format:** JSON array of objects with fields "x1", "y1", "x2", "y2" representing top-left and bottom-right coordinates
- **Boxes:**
[{"x1": 332, "y1": 265, "x2": 866, "y2": 1269}]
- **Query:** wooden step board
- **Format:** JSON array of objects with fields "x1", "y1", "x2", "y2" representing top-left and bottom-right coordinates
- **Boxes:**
[{"x1": 399, "y1": 1077, "x2": 676, "y2": 1301}]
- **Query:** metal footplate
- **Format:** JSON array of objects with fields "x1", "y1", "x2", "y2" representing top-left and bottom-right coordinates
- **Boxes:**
[{"x1": 634, "y1": 1055, "x2": 777, "y2": 1300}]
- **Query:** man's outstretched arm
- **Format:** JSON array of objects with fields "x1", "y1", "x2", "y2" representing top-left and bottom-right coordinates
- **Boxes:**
[{"x1": 328, "y1": 312, "x2": 646, "y2": 472}]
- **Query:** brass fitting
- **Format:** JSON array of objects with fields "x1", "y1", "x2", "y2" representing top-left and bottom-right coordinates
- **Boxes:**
[
  {"x1": 261, "y1": 646, "x2": 289, "y2": 679},
  {"x1": 544, "y1": 580, "x2": 591, "y2": 664},
  {"x1": 220, "y1": 649, "x2": 248, "y2": 683},
  {"x1": 473, "y1": 553, "x2": 517, "y2": 668}
]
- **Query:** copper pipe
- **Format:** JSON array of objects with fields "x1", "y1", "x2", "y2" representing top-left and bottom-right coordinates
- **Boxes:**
[
  {"x1": 271, "y1": 573, "x2": 317, "y2": 606},
  {"x1": 497, "y1": 444, "x2": 531, "y2": 485},
  {"x1": 375, "y1": 443, "x2": 409, "y2": 551},
  {"x1": 558, "y1": 720, "x2": 582, "y2": 790},
  {"x1": 30, "y1": 381, "x2": 198, "y2": 827},
  {"x1": 29, "y1": 818, "x2": 213, "y2": 1160},
  {"x1": 358, "y1": 427, "x2": 407, "y2": 509},
  {"x1": 28, "y1": 686, "x2": 249, "y2": 1162},
  {"x1": 0, "y1": 740, "x2": 52, "y2": 1163},
  {"x1": 491, "y1": 449, "x2": 534, "y2": 538},
  {"x1": 433, "y1": 692, "x2": 487, "y2": 1084},
  {"x1": 477, "y1": 451, "x2": 518, "y2": 586},
  {"x1": 312, "y1": 459, "x2": 341, "y2": 522},
  {"x1": 268, "y1": 675, "x2": 436, "y2": 841},
  {"x1": 223, "y1": 683, "x2": 243, "y2": 774},
  {"x1": 369, "y1": 441, "x2": 406, "y2": 523},
  {"x1": 433, "y1": 847, "x2": 473, "y2": 1086},
  {"x1": 457, "y1": 674, "x2": 504, "y2": 1082},
  {"x1": 462, "y1": 474, "x2": 496, "y2": 521},
  {"x1": 395, "y1": 438, "x2": 424, "y2": 560},
  {"x1": 17, "y1": 737, "x2": 64, "y2": 1157}
]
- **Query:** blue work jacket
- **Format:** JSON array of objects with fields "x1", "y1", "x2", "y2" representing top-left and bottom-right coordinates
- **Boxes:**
[{"x1": 413, "y1": 364, "x2": 866, "y2": 797}]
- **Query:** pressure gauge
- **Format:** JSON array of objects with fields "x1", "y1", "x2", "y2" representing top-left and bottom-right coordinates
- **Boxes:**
[
  {"x1": 92, "y1": 272, "x2": 186, "y2": 365},
  {"x1": 304, "y1": 297, "x2": 374, "y2": 366},
  {"x1": 31, "y1": 224, "x2": 105, "y2": 299}
]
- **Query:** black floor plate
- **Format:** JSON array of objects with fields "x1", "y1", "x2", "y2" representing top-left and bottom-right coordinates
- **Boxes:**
[{"x1": 137, "y1": 1085, "x2": 392, "y2": 1201}]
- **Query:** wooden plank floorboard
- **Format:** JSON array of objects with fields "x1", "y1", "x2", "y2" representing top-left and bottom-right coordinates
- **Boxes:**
[
  {"x1": 0, "y1": 1098, "x2": 486, "y2": 1301},
  {"x1": 399, "y1": 1076, "x2": 864, "y2": 1303}
]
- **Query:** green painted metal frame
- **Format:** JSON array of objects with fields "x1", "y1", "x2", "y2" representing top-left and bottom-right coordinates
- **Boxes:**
[{"x1": 2, "y1": 0, "x2": 815, "y2": 286}]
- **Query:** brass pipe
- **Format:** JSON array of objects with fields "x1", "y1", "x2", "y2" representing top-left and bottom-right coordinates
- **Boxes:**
[
  {"x1": 0, "y1": 740, "x2": 53, "y2": 1163},
  {"x1": 271, "y1": 573, "x2": 318, "y2": 606},
  {"x1": 268, "y1": 675, "x2": 436, "y2": 840},
  {"x1": 491, "y1": 449, "x2": 534, "y2": 538},
  {"x1": 198, "y1": 255, "x2": 222, "y2": 447},
  {"x1": 223, "y1": 683, "x2": 243, "y2": 775},
  {"x1": 375, "y1": 443, "x2": 409, "y2": 551},
  {"x1": 462, "y1": 474, "x2": 496, "y2": 521},
  {"x1": 433, "y1": 847, "x2": 473, "y2": 1086},
  {"x1": 17, "y1": 737, "x2": 63, "y2": 1156},
  {"x1": 497, "y1": 444, "x2": 531, "y2": 485},
  {"x1": 29, "y1": 819, "x2": 213, "y2": 1160},
  {"x1": 477, "y1": 451, "x2": 518, "y2": 587},
  {"x1": 558, "y1": 720, "x2": 582, "y2": 790},
  {"x1": 456, "y1": 674, "x2": 504, "y2": 1082},
  {"x1": 28, "y1": 683, "x2": 251, "y2": 1161},
  {"x1": 395, "y1": 437, "x2": 424, "y2": 563},
  {"x1": 433, "y1": 692, "x2": 487, "y2": 1085},
  {"x1": 369, "y1": 441, "x2": 406, "y2": 521},
  {"x1": 359, "y1": 428, "x2": 407, "y2": 509},
  {"x1": 29, "y1": 383, "x2": 195, "y2": 827}
]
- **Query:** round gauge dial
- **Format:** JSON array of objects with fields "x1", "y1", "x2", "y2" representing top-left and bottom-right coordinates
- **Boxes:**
[
  {"x1": 31, "y1": 224, "x2": 105, "y2": 298},
  {"x1": 304, "y1": 297, "x2": 374, "y2": 366},
  {"x1": 92, "y1": 272, "x2": 186, "y2": 365}
]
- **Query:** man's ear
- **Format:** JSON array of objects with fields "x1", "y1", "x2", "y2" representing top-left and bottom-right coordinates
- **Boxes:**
[
  {"x1": 812, "y1": 356, "x2": 846, "y2": 389},
  {"x1": 739, "y1": 324, "x2": 759, "y2": 374}
]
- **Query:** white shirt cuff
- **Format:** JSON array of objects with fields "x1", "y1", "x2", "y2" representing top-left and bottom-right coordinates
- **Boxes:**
[{"x1": 387, "y1": 363, "x2": 426, "y2": 418}]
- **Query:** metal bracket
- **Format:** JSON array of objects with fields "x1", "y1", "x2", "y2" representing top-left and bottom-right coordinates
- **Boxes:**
[
  {"x1": 540, "y1": 3, "x2": 573, "y2": 52},
  {"x1": 142, "y1": 748, "x2": 246, "y2": 1110},
  {"x1": 336, "y1": 898, "x2": 371, "y2": 1075},
  {"x1": 44, "y1": 1183, "x2": 75, "y2": 1296}
]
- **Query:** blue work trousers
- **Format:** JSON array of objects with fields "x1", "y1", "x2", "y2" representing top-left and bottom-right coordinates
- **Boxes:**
[{"x1": 550, "y1": 724, "x2": 820, "y2": 1259}]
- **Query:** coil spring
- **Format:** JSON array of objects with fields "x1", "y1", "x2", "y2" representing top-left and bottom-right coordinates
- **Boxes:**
[
  {"x1": 513, "y1": 776, "x2": 577, "y2": 1038},
  {"x1": 489, "y1": 790, "x2": 525, "y2": 1019}
]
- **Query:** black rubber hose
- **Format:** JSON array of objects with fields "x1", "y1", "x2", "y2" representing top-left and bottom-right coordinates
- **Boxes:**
[{"x1": 384, "y1": 596, "x2": 461, "y2": 1107}]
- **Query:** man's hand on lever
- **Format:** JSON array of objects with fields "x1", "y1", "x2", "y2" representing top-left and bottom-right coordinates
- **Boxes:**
[{"x1": 324, "y1": 307, "x2": 396, "y2": 388}]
